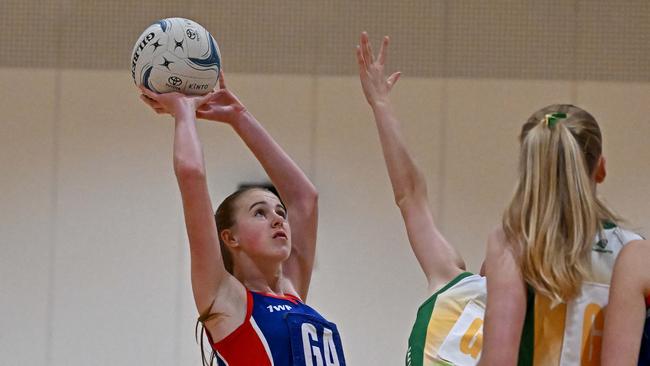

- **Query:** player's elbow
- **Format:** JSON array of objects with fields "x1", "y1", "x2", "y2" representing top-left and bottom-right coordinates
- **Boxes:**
[
  {"x1": 174, "y1": 158, "x2": 206, "y2": 181},
  {"x1": 394, "y1": 182, "x2": 427, "y2": 209},
  {"x1": 478, "y1": 348, "x2": 518, "y2": 366},
  {"x1": 295, "y1": 189, "x2": 319, "y2": 217},
  {"x1": 304, "y1": 185, "x2": 319, "y2": 206}
]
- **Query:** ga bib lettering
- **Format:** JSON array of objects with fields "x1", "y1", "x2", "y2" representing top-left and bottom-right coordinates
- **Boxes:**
[{"x1": 287, "y1": 313, "x2": 346, "y2": 366}]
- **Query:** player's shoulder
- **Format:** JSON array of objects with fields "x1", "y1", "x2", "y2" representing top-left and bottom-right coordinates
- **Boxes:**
[
  {"x1": 618, "y1": 239, "x2": 650, "y2": 262},
  {"x1": 485, "y1": 226, "x2": 520, "y2": 262},
  {"x1": 614, "y1": 239, "x2": 650, "y2": 282},
  {"x1": 486, "y1": 226, "x2": 506, "y2": 251}
]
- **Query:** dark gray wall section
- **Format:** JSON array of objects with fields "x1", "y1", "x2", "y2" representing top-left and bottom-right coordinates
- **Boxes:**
[{"x1": 1, "y1": 0, "x2": 648, "y2": 81}]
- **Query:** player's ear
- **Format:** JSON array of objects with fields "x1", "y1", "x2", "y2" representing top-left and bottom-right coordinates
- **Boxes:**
[
  {"x1": 221, "y1": 229, "x2": 239, "y2": 248},
  {"x1": 594, "y1": 156, "x2": 606, "y2": 184}
]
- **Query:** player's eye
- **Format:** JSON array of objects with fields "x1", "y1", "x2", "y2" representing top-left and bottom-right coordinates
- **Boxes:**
[{"x1": 254, "y1": 209, "x2": 266, "y2": 218}]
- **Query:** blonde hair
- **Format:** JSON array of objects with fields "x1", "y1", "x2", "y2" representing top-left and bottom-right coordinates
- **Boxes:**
[{"x1": 503, "y1": 104, "x2": 619, "y2": 303}]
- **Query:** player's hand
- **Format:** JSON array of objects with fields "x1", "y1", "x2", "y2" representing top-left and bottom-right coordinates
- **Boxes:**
[
  {"x1": 356, "y1": 32, "x2": 401, "y2": 108},
  {"x1": 139, "y1": 86, "x2": 213, "y2": 117},
  {"x1": 196, "y1": 70, "x2": 248, "y2": 124}
]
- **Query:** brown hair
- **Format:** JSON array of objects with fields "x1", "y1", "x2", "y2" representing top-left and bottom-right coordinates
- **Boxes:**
[{"x1": 503, "y1": 104, "x2": 619, "y2": 303}]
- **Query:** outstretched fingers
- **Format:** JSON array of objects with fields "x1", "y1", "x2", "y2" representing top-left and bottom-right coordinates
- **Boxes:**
[
  {"x1": 139, "y1": 85, "x2": 161, "y2": 110},
  {"x1": 196, "y1": 90, "x2": 216, "y2": 109},
  {"x1": 386, "y1": 71, "x2": 401, "y2": 91},
  {"x1": 356, "y1": 45, "x2": 367, "y2": 74},
  {"x1": 360, "y1": 32, "x2": 374, "y2": 69},
  {"x1": 139, "y1": 93, "x2": 165, "y2": 114},
  {"x1": 139, "y1": 85, "x2": 159, "y2": 101},
  {"x1": 196, "y1": 92, "x2": 215, "y2": 108},
  {"x1": 218, "y1": 69, "x2": 226, "y2": 90},
  {"x1": 377, "y1": 36, "x2": 389, "y2": 65}
]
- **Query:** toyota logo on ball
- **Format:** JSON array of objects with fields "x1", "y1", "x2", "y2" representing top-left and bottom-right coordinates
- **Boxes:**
[{"x1": 168, "y1": 76, "x2": 182, "y2": 86}]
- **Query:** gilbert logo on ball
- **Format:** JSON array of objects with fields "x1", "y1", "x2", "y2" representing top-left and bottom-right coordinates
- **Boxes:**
[{"x1": 131, "y1": 18, "x2": 221, "y2": 95}]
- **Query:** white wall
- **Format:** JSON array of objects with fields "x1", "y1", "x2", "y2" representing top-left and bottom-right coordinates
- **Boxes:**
[{"x1": 2, "y1": 68, "x2": 649, "y2": 365}]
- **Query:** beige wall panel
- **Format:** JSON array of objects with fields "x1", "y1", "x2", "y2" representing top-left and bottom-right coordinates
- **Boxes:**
[
  {"x1": 312, "y1": 76, "x2": 442, "y2": 365},
  {"x1": 576, "y1": 82, "x2": 650, "y2": 234},
  {"x1": 443, "y1": 79, "x2": 573, "y2": 272},
  {"x1": 0, "y1": 68, "x2": 56, "y2": 364},
  {"x1": 52, "y1": 70, "x2": 181, "y2": 365},
  {"x1": 5, "y1": 65, "x2": 647, "y2": 365}
]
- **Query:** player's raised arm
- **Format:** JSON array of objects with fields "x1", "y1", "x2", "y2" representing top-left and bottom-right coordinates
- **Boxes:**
[
  {"x1": 356, "y1": 32, "x2": 464, "y2": 291},
  {"x1": 197, "y1": 72, "x2": 318, "y2": 301},
  {"x1": 139, "y1": 87, "x2": 243, "y2": 315}
]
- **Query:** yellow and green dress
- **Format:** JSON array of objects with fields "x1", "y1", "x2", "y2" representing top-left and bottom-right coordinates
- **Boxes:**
[
  {"x1": 406, "y1": 272, "x2": 487, "y2": 366},
  {"x1": 405, "y1": 224, "x2": 641, "y2": 366},
  {"x1": 518, "y1": 223, "x2": 642, "y2": 366}
]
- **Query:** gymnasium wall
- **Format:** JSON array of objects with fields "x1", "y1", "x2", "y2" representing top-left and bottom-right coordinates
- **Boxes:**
[{"x1": 2, "y1": 1, "x2": 650, "y2": 365}]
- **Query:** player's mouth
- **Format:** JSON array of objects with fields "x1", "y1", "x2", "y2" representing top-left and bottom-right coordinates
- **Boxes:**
[{"x1": 272, "y1": 231, "x2": 288, "y2": 240}]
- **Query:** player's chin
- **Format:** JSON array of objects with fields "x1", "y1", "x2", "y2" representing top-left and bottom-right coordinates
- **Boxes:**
[{"x1": 269, "y1": 243, "x2": 291, "y2": 262}]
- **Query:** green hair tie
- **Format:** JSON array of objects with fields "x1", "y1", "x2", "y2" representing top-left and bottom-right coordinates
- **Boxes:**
[{"x1": 545, "y1": 113, "x2": 567, "y2": 127}]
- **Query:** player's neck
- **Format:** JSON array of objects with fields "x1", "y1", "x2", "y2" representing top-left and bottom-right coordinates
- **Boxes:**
[{"x1": 236, "y1": 260, "x2": 285, "y2": 295}]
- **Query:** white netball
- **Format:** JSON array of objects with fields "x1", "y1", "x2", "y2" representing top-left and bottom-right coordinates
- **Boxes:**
[{"x1": 130, "y1": 18, "x2": 221, "y2": 95}]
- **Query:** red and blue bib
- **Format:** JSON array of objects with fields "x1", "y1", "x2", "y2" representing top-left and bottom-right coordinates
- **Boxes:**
[{"x1": 212, "y1": 291, "x2": 345, "y2": 366}]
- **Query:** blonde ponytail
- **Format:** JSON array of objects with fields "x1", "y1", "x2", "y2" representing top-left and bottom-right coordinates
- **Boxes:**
[{"x1": 503, "y1": 104, "x2": 618, "y2": 303}]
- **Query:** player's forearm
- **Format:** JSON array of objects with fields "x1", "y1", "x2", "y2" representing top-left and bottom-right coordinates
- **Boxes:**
[
  {"x1": 173, "y1": 111, "x2": 207, "y2": 181},
  {"x1": 230, "y1": 111, "x2": 317, "y2": 207},
  {"x1": 371, "y1": 101, "x2": 428, "y2": 207}
]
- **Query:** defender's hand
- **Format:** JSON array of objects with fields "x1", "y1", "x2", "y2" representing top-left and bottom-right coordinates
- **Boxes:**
[{"x1": 356, "y1": 32, "x2": 401, "y2": 108}]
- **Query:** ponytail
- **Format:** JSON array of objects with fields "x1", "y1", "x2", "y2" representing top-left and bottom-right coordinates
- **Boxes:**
[{"x1": 503, "y1": 104, "x2": 618, "y2": 303}]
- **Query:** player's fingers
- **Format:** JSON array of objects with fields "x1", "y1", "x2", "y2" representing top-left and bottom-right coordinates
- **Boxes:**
[
  {"x1": 387, "y1": 71, "x2": 401, "y2": 90},
  {"x1": 360, "y1": 32, "x2": 374, "y2": 68},
  {"x1": 377, "y1": 36, "x2": 389, "y2": 65},
  {"x1": 139, "y1": 94, "x2": 158, "y2": 109},
  {"x1": 196, "y1": 91, "x2": 215, "y2": 107},
  {"x1": 218, "y1": 69, "x2": 226, "y2": 89},
  {"x1": 139, "y1": 85, "x2": 159, "y2": 100},
  {"x1": 356, "y1": 46, "x2": 367, "y2": 73}
]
